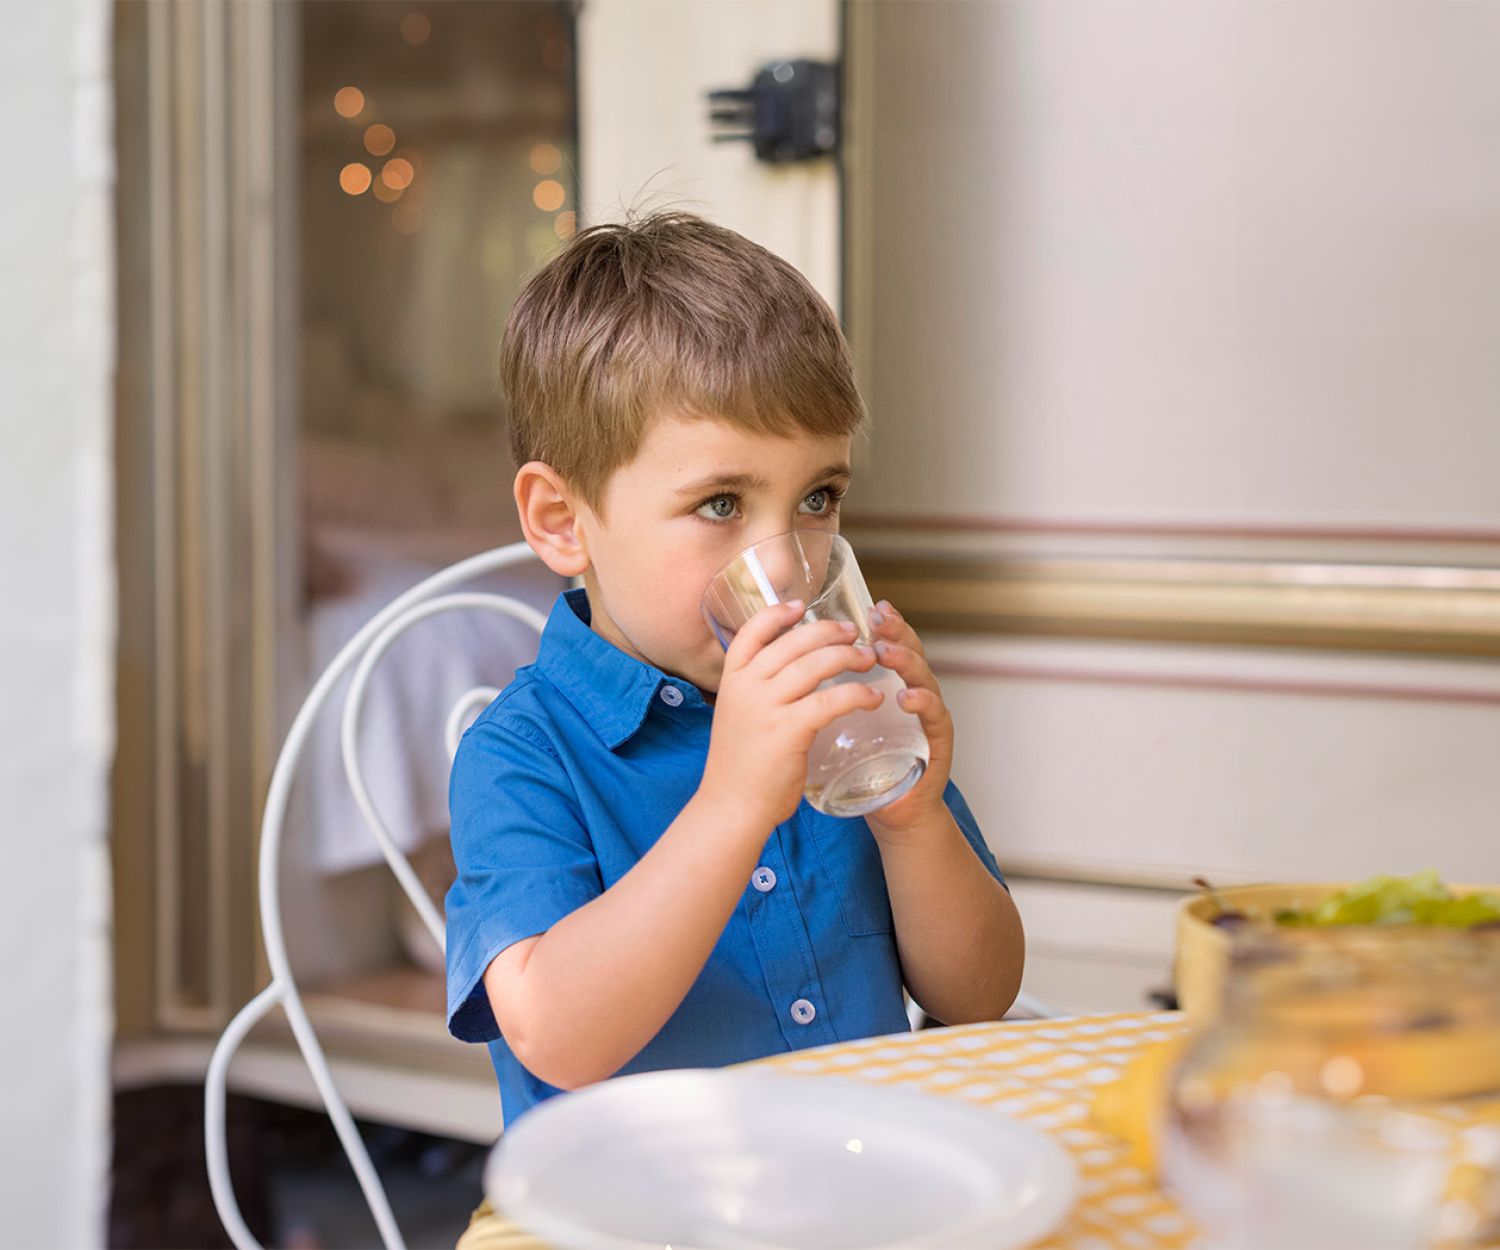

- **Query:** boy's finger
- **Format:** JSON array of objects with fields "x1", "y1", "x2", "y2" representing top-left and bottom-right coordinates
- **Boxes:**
[
  {"x1": 748, "y1": 615, "x2": 858, "y2": 678},
  {"x1": 772, "y1": 643, "x2": 878, "y2": 703},
  {"x1": 720, "y1": 599, "x2": 806, "y2": 671},
  {"x1": 894, "y1": 684, "x2": 950, "y2": 730},
  {"x1": 873, "y1": 641, "x2": 939, "y2": 694},
  {"x1": 870, "y1": 602, "x2": 926, "y2": 658},
  {"x1": 797, "y1": 677, "x2": 885, "y2": 730}
]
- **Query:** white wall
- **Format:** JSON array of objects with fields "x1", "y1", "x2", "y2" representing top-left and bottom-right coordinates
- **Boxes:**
[
  {"x1": 850, "y1": 1, "x2": 1500, "y2": 1014},
  {"x1": 856, "y1": 0, "x2": 1500, "y2": 531},
  {"x1": 0, "y1": 1, "x2": 114, "y2": 1245},
  {"x1": 851, "y1": 0, "x2": 1500, "y2": 866},
  {"x1": 577, "y1": 0, "x2": 842, "y2": 313}
]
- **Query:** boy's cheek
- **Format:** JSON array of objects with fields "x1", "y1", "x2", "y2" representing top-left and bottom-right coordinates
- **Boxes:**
[{"x1": 690, "y1": 645, "x2": 728, "y2": 696}]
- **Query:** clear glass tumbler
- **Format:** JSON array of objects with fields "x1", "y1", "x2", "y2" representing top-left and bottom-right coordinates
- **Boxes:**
[{"x1": 700, "y1": 529, "x2": 929, "y2": 817}]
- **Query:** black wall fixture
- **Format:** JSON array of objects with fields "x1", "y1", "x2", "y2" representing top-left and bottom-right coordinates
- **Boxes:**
[{"x1": 707, "y1": 59, "x2": 840, "y2": 163}]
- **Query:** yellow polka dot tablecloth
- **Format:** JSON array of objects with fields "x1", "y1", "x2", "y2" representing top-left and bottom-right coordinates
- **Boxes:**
[
  {"x1": 758, "y1": 1010, "x2": 1196, "y2": 1250},
  {"x1": 459, "y1": 1010, "x2": 1196, "y2": 1250}
]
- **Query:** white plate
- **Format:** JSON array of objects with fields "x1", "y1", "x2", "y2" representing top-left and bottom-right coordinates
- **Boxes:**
[{"x1": 485, "y1": 1068, "x2": 1079, "y2": 1250}]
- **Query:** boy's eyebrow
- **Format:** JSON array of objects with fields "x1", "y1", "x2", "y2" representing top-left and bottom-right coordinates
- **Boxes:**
[{"x1": 675, "y1": 463, "x2": 852, "y2": 497}]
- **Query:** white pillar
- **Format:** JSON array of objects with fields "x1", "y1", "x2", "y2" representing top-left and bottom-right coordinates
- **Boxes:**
[{"x1": 0, "y1": 1, "x2": 116, "y2": 1245}]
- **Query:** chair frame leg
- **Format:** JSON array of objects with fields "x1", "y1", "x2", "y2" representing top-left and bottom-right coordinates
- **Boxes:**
[{"x1": 204, "y1": 542, "x2": 545, "y2": 1250}]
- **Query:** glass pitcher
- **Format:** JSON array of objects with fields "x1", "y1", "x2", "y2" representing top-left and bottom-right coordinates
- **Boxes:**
[{"x1": 1161, "y1": 927, "x2": 1500, "y2": 1250}]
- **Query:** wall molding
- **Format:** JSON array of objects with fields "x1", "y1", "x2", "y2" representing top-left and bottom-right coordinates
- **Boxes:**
[
  {"x1": 929, "y1": 657, "x2": 1500, "y2": 707},
  {"x1": 846, "y1": 512, "x2": 1500, "y2": 547},
  {"x1": 864, "y1": 552, "x2": 1500, "y2": 657}
]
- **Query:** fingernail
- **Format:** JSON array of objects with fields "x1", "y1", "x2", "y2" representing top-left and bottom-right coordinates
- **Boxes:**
[
  {"x1": 786, "y1": 599, "x2": 804, "y2": 611},
  {"x1": 869, "y1": 610, "x2": 885, "y2": 627},
  {"x1": 897, "y1": 688, "x2": 915, "y2": 706},
  {"x1": 855, "y1": 644, "x2": 875, "y2": 657},
  {"x1": 840, "y1": 620, "x2": 857, "y2": 634},
  {"x1": 877, "y1": 600, "x2": 895, "y2": 615},
  {"x1": 875, "y1": 641, "x2": 891, "y2": 658}
]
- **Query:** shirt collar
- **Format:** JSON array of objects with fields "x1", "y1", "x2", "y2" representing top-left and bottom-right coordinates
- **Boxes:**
[{"x1": 535, "y1": 587, "x2": 710, "y2": 750}]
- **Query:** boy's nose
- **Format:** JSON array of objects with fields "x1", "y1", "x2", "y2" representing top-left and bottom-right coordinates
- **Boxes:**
[{"x1": 743, "y1": 529, "x2": 832, "y2": 606}]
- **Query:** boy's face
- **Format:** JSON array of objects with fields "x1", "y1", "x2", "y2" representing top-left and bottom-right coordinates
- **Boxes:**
[{"x1": 578, "y1": 413, "x2": 853, "y2": 697}]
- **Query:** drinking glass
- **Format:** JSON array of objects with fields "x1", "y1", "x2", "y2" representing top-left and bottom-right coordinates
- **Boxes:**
[
  {"x1": 700, "y1": 529, "x2": 929, "y2": 817},
  {"x1": 1161, "y1": 927, "x2": 1500, "y2": 1250}
]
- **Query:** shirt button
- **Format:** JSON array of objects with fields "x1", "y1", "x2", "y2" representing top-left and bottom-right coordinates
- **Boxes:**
[
  {"x1": 659, "y1": 685, "x2": 684, "y2": 707},
  {"x1": 751, "y1": 866, "x2": 777, "y2": 893},
  {"x1": 790, "y1": 998, "x2": 816, "y2": 1025}
]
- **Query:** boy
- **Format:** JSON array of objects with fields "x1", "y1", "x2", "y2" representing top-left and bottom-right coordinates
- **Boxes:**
[{"x1": 445, "y1": 211, "x2": 1024, "y2": 1128}]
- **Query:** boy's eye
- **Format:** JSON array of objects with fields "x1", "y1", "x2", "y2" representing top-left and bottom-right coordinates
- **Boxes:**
[
  {"x1": 693, "y1": 485, "x2": 847, "y2": 524},
  {"x1": 800, "y1": 484, "x2": 847, "y2": 517}
]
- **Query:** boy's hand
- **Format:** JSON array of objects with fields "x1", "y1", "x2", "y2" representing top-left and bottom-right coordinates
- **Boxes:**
[
  {"x1": 700, "y1": 600, "x2": 884, "y2": 830},
  {"x1": 861, "y1": 600, "x2": 956, "y2": 841}
]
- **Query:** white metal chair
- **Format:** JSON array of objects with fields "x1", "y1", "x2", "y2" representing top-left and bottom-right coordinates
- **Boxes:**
[
  {"x1": 204, "y1": 537, "x2": 1056, "y2": 1249},
  {"x1": 205, "y1": 540, "x2": 549, "y2": 1250}
]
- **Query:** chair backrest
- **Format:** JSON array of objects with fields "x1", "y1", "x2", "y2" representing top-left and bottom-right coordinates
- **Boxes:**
[{"x1": 205, "y1": 541, "x2": 548, "y2": 1250}]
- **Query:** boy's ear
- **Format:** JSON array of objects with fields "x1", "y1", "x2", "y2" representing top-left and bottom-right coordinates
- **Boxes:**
[{"x1": 514, "y1": 461, "x2": 591, "y2": 578}]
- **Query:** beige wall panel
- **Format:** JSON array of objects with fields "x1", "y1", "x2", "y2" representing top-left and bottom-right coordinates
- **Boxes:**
[
  {"x1": 934, "y1": 636, "x2": 1500, "y2": 885},
  {"x1": 855, "y1": 1, "x2": 1500, "y2": 533},
  {"x1": 1006, "y1": 879, "x2": 1181, "y2": 1015}
]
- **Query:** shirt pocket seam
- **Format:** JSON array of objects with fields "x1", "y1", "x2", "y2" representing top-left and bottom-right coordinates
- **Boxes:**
[{"x1": 807, "y1": 817, "x2": 895, "y2": 937}]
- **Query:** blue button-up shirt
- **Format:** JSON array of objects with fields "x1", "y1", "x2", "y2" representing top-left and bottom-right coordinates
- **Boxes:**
[{"x1": 445, "y1": 587, "x2": 1006, "y2": 1126}]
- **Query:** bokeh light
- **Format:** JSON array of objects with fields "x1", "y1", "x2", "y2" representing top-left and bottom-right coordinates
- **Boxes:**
[
  {"x1": 554, "y1": 210, "x2": 577, "y2": 240},
  {"x1": 392, "y1": 203, "x2": 423, "y2": 235},
  {"x1": 532, "y1": 179, "x2": 566, "y2": 212},
  {"x1": 364, "y1": 124, "x2": 396, "y2": 156},
  {"x1": 382, "y1": 158, "x2": 415, "y2": 191},
  {"x1": 400, "y1": 12, "x2": 431, "y2": 45},
  {"x1": 333, "y1": 86, "x2": 365, "y2": 119},
  {"x1": 373, "y1": 178, "x2": 403, "y2": 204},
  {"x1": 528, "y1": 143, "x2": 562, "y2": 176},
  {"x1": 339, "y1": 163, "x2": 372, "y2": 195}
]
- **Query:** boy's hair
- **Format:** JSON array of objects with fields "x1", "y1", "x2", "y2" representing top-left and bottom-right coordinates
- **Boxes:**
[{"x1": 499, "y1": 210, "x2": 867, "y2": 518}]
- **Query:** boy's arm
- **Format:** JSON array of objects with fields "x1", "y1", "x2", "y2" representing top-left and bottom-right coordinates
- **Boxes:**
[
  {"x1": 483, "y1": 789, "x2": 769, "y2": 1091},
  {"x1": 860, "y1": 600, "x2": 1024, "y2": 1025},
  {"x1": 869, "y1": 807, "x2": 1024, "y2": 1025}
]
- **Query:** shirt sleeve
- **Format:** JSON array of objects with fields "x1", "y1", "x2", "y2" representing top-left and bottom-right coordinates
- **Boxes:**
[
  {"x1": 943, "y1": 778, "x2": 1008, "y2": 890},
  {"x1": 444, "y1": 714, "x2": 603, "y2": 1044}
]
